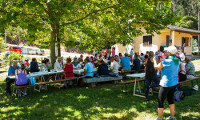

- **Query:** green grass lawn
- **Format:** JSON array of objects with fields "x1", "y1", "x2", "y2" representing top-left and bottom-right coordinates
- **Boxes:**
[{"x1": 0, "y1": 61, "x2": 200, "y2": 120}]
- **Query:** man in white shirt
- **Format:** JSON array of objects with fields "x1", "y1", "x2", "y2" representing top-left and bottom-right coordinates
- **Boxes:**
[
  {"x1": 109, "y1": 56, "x2": 119, "y2": 77},
  {"x1": 54, "y1": 57, "x2": 63, "y2": 71},
  {"x1": 179, "y1": 50, "x2": 185, "y2": 62}
]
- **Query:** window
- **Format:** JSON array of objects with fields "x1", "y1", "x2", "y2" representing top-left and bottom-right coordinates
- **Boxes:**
[
  {"x1": 182, "y1": 37, "x2": 191, "y2": 47},
  {"x1": 143, "y1": 35, "x2": 152, "y2": 46}
]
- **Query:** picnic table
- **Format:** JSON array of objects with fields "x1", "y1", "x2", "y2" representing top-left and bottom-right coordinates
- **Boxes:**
[
  {"x1": 126, "y1": 73, "x2": 146, "y2": 98},
  {"x1": 73, "y1": 68, "x2": 97, "y2": 75}
]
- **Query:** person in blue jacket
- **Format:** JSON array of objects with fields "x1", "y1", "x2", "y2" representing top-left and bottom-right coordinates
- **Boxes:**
[{"x1": 154, "y1": 46, "x2": 179, "y2": 120}]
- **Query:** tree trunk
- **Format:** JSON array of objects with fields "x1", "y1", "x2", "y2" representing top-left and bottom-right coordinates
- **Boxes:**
[
  {"x1": 50, "y1": 26, "x2": 56, "y2": 69},
  {"x1": 56, "y1": 24, "x2": 61, "y2": 57},
  {"x1": 198, "y1": 8, "x2": 200, "y2": 51},
  {"x1": 57, "y1": 39, "x2": 61, "y2": 57}
]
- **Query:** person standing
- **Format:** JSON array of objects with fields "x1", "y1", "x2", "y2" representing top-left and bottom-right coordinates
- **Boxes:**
[
  {"x1": 130, "y1": 48, "x2": 134, "y2": 61},
  {"x1": 154, "y1": 46, "x2": 179, "y2": 120},
  {"x1": 112, "y1": 47, "x2": 115, "y2": 57},
  {"x1": 145, "y1": 51, "x2": 160, "y2": 101}
]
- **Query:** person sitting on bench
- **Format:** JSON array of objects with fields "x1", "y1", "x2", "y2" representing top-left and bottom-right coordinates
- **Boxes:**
[
  {"x1": 83, "y1": 57, "x2": 94, "y2": 78},
  {"x1": 64, "y1": 58, "x2": 74, "y2": 87},
  {"x1": 109, "y1": 56, "x2": 119, "y2": 77},
  {"x1": 178, "y1": 56, "x2": 187, "y2": 81},
  {"x1": 120, "y1": 53, "x2": 131, "y2": 70},
  {"x1": 29, "y1": 58, "x2": 39, "y2": 73},
  {"x1": 6, "y1": 62, "x2": 19, "y2": 96},
  {"x1": 96, "y1": 59, "x2": 109, "y2": 77},
  {"x1": 72, "y1": 58, "x2": 81, "y2": 69},
  {"x1": 64, "y1": 58, "x2": 74, "y2": 78},
  {"x1": 132, "y1": 54, "x2": 141, "y2": 72},
  {"x1": 185, "y1": 57, "x2": 195, "y2": 79},
  {"x1": 15, "y1": 64, "x2": 29, "y2": 96},
  {"x1": 145, "y1": 51, "x2": 160, "y2": 101},
  {"x1": 54, "y1": 57, "x2": 63, "y2": 71}
]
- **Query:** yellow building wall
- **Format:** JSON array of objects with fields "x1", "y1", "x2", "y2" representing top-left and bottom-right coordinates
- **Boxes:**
[
  {"x1": 113, "y1": 28, "x2": 193, "y2": 55},
  {"x1": 134, "y1": 27, "x2": 159, "y2": 53},
  {"x1": 112, "y1": 43, "x2": 127, "y2": 55}
]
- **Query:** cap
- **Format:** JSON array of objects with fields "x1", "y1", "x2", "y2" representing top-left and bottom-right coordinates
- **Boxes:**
[
  {"x1": 25, "y1": 58, "x2": 29, "y2": 60},
  {"x1": 165, "y1": 46, "x2": 177, "y2": 54}
]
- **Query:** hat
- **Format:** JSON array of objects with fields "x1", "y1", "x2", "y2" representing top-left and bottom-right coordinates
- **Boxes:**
[
  {"x1": 165, "y1": 46, "x2": 177, "y2": 54},
  {"x1": 25, "y1": 58, "x2": 29, "y2": 61},
  {"x1": 57, "y1": 57, "x2": 62, "y2": 60},
  {"x1": 74, "y1": 58, "x2": 78, "y2": 60}
]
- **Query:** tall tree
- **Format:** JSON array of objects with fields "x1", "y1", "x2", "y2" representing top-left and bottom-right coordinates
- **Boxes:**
[{"x1": 0, "y1": 0, "x2": 177, "y2": 67}]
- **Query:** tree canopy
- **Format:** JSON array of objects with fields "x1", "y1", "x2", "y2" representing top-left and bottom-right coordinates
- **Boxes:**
[{"x1": 0, "y1": 0, "x2": 177, "y2": 66}]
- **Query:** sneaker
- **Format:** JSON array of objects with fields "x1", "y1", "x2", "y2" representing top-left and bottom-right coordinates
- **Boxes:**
[
  {"x1": 155, "y1": 118, "x2": 163, "y2": 120},
  {"x1": 166, "y1": 116, "x2": 176, "y2": 120}
]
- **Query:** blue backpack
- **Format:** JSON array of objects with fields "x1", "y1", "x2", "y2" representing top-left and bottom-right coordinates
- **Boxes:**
[{"x1": 28, "y1": 77, "x2": 36, "y2": 86}]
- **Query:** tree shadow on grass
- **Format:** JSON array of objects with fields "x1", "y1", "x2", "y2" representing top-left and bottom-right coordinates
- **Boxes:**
[{"x1": 0, "y1": 76, "x2": 200, "y2": 120}]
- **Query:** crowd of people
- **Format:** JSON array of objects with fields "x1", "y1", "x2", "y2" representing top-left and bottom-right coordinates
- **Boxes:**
[{"x1": 5, "y1": 46, "x2": 196, "y2": 120}]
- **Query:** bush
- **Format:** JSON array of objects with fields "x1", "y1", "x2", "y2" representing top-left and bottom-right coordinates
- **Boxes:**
[
  {"x1": 192, "y1": 52, "x2": 200, "y2": 56},
  {"x1": 3, "y1": 52, "x2": 24, "y2": 66}
]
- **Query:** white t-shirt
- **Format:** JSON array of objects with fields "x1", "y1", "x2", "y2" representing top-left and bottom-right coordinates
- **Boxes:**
[
  {"x1": 54, "y1": 61, "x2": 63, "y2": 71},
  {"x1": 73, "y1": 63, "x2": 81, "y2": 69},
  {"x1": 110, "y1": 61, "x2": 119, "y2": 73},
  {"x1": 178, "y1": 62, "x2": 186, "y2": 74},
  {"x1": 180, "y1": 53, "x2": 185, "y2": 62}
]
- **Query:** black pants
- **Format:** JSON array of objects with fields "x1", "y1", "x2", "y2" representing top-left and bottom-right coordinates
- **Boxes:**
[
  {"x1": 6, "y1": 78, "x2": 15, "y2": 94},
  {"x1": 158, "y1": 85, "x2": 177, "y2": 108},
  {"x1": 145, "y1": 75, "x2": 160, "y2": 100}
]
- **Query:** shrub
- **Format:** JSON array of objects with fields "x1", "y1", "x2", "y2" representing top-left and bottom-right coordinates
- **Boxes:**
[{"x1": 3, "y1": 52, "x2": 24, "y2": 66}]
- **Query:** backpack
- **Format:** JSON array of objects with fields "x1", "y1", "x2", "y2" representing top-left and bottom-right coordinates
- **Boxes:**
[
  {"x1": 28, "y1": 77, "x2": 36, "y2": 86},
  {"x1": 174, "y1": 91, "x2": 185, "y2": 101},
  {"x1": 183, "y1": 90, "x2": 194, "y2": 96}
]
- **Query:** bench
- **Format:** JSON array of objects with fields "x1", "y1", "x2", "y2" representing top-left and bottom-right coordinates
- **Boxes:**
[
  {"x1": 34, "y1": 77, "x2": 77, "y2": 92},
  {"x1": 150, "y1": 77, "x2": 200, "y2": 95},
  {"x1": 13, "y1": 77, "x2": 78, "y2": 95},
  {"x1": 120, "y1": 76, "x2": 200, "y2": 96},
  {"x1": 83, "y1": 76, "x2": 123, "y2": 87}
]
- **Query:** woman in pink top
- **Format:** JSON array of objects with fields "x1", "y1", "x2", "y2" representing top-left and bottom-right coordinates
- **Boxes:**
[
  {"x1": 112, "y1": 48, "x2": 115, "y2": 57},
  {"x1": 23, "y1": 58, "x2": 30, "y2": 67}
]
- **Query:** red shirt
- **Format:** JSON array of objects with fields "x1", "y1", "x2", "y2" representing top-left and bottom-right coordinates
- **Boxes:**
[{"x1": 64, "y1": 64, "x2": 74, "y2": 77}]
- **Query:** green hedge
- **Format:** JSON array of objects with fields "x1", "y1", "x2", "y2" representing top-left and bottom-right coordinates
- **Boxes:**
[{"x1": 192, "y1": 52, "x2": 200, "y2": 55}]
